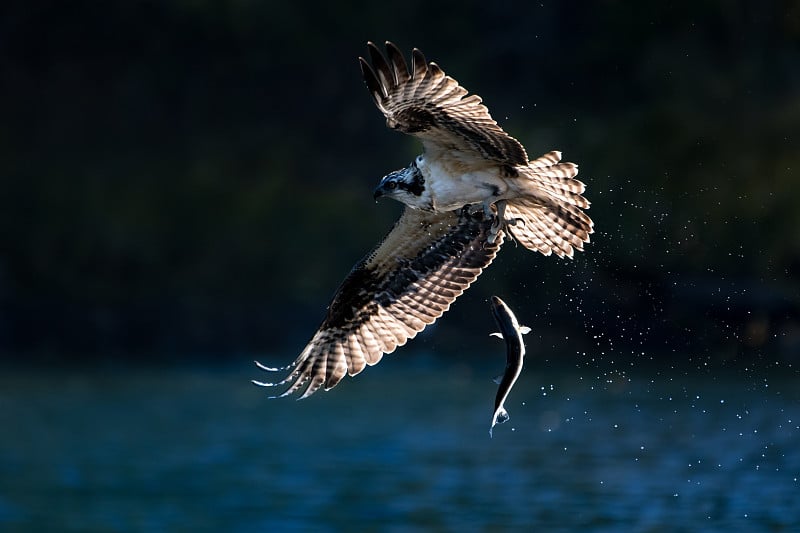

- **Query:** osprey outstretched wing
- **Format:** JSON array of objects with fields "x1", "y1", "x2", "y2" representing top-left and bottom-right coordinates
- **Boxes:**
[
  {"x1": 255, "y1": 208, "x2": 502, "y2": 399},
  {"x1": 360, "y1": 41, "x2": 528, "y2": 165}
]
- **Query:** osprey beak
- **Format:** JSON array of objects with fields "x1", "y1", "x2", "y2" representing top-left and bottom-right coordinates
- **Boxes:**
[{"x1": 373, "y1": 184, "x2": 384, "y2": 200}]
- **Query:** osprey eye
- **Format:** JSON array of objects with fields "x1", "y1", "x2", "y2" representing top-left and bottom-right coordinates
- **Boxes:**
[{"x1": 385, "y1": 181, "x2": 397, "y2": 190}]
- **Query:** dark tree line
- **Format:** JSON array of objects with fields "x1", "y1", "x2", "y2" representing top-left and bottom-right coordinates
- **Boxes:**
[{"x1": 1, "y1": 1, "x2": 798, "y2": 362}]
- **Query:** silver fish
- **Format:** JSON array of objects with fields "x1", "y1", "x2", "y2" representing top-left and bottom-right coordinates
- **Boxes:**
[{"x1": 489, "y1": 296, "x2": 530, "y2": 437}]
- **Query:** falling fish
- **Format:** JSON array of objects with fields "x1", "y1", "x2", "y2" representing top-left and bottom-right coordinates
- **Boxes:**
[{"x1": 488, "y1": 296, "x2": 530, "y2": 437}]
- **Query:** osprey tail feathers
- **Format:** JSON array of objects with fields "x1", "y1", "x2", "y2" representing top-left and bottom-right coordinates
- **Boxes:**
[
  {"x1": 497, "y1": 150, "x2": 594, "y2": 258},
  {"x1": 516, "y1": 150, "x2": 589, "y2": 210},
  {"x1": 504, "y1": 196, "x2": 594, "y2": 259}
]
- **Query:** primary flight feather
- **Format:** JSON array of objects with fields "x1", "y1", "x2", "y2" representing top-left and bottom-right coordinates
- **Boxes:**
[{"x1": 255, "y1": 42, "x2": 593, "y2": 398}]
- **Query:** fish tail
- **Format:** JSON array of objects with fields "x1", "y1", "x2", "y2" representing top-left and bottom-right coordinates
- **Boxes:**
[
  {"x1": 491, "y1": 407, "x2": 510, "y2": 428},
  {"x1": 496, "y1": 407, "x2": 510, "y2": 424}
]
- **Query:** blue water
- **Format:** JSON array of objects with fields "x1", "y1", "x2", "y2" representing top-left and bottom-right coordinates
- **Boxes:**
[{"x1": 1, "y1": 355, "x2": 798, "y2": 532}]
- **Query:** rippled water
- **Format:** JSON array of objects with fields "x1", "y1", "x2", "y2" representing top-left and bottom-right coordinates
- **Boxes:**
[{"x1": 1, "y1": 355, "x2": 798, "y2": 531}]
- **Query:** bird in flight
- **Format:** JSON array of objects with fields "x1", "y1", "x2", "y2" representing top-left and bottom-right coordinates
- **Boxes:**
[{"x1": 254, "y1": 41, "x2": 593, "y2": 398}]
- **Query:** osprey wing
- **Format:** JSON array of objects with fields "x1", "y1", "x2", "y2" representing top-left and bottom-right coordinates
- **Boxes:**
[
  {"x1": 360, "y1": 41, "x2": 528, "y2": 166},
  {"x1": 256, "y1": 207, "x2": 502, "y2": 398}
]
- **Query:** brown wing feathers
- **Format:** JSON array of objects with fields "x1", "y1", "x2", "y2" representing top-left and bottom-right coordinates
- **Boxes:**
[
  {"x1": 257, "y1": 208, "x2": 503, "y2": 398},
  {"x1": 359, "y1": 41, "x2": 529, "y2": 166}
]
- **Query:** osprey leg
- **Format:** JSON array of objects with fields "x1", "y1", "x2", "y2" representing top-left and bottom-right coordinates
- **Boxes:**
[
  {"x1": 488, "y1": 200, "x2": 510, "y2": 243},
  {"x1": 487, "y1": 200, "x2": 524, "y2": 244}
]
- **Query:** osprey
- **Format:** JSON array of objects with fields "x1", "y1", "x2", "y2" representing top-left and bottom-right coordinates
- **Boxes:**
[{"x1": 255, "y1": 42, "x2": 593, "y2": 398}]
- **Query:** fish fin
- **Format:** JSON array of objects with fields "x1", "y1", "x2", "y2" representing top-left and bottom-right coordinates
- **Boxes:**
[
  {"x1": 492, "y1": 373, "x2": 504, "y2": 384},
  {"x1": 489, "y1": 332, "x2": 504, "y2": 339},
  {"x1": 519, "y1": 326, "x2": 531, "y2": 335}
]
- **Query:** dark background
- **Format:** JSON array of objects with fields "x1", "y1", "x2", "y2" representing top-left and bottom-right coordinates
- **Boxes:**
[{"x1": 2, "y1": 0, "x2": 799, "y2": 365}]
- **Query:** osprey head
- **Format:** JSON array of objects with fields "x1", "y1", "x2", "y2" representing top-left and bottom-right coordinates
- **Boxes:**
[{"x1": 373, "y1": 163, "x2": 426, "y2": 205}]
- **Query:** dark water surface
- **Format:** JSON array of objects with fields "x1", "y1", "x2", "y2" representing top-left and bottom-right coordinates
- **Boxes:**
[{"x1": 1, "y1": 356, "x2": 798, "y2": 532}]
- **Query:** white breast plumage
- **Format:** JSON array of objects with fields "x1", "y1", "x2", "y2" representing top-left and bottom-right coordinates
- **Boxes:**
[{"x1": 418, "y1": 155, "x2": 508, "y2": 212}]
